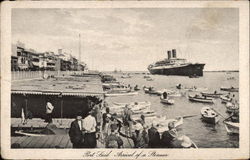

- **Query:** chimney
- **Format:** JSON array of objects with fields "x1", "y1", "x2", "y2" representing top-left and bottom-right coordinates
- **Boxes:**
[
  {"x1": 172, "y1": 49, "x2": 177, "y2": 58},
  {"x1": 167, "y1": 50, "x2": 172, "y2": 59}
]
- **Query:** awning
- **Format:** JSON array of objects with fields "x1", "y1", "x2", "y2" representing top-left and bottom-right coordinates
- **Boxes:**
[{"x1": 11, "y1": 90, "x2": 104, "y2": 98}]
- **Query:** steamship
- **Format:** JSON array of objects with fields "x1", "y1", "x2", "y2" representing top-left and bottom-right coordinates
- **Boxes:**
[{"x1": 148, "y1": 49, "x2": 205, "y2": 77}]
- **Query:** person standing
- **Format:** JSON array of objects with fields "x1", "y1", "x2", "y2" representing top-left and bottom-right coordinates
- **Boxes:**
[
  {"x1": 69, "y1": 112, "x2": 85, "y2": 148},
  {"x1": 148, "y1": 121, "x2": 161, "y2": 148},
  {"x1": 82, "y1": 110, "x2": 97, "y2": 148},
  {"x1": 123, "y1": 105, "x2": 133, "y2": 136},
  {"x1": 45, "y1": 98, "x2": 54, "y2": 123}
]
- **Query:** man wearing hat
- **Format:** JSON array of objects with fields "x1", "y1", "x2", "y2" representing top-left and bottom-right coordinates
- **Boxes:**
[
  {"x1": 69, "y1": 111, "x2": 85, "y2": 148},
  {"x1": 161, "y1": 121, "x2": 178, "y2": 148}
]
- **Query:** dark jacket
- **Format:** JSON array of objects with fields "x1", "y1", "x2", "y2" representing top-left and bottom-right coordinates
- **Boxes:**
[
  {"x1": 69, "y1": 120, "x2": 84, "y2": 145},
  {"x1": 148, "y1": 127, "x2": 161, "y2": 148},
  {"x1": 161, "y1": 130, "x2": 176, "y2": 148}
]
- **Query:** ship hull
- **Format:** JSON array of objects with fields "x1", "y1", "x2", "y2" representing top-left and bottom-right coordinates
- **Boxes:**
[{"x1": 148, "y1": 64, "x2": 205, "y2": 76}]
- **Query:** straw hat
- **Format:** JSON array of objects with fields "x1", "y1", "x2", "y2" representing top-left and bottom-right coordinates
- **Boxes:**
[
  {"x1": 180, "y1": 135, "x2": 192, "y2": 148},
  {"x1": 134, "y1": 123, "x2": 143, "y2": 131}
]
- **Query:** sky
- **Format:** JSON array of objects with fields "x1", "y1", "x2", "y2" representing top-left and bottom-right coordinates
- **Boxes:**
[{"x1": 12, "y1": 8, "x2": 239, "y2": 71}]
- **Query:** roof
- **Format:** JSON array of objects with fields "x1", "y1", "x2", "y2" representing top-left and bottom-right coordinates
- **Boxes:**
[{"x1": 11, "y1": 75, "x2": 104, "y2": 97}]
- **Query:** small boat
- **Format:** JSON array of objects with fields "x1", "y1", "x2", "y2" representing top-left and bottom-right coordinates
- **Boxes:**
[
  {"x1": 15, "y1": 130, "x2": 47, "y2": 137},
  {"x1": 220, "y1": 86, "x2": 239, "y2": 92},
  {"x1": 131, "y1": 112, "x2": 156, "y2": 119},
  {"x1": 143, "y1": 87, "x2": 158, "y2": 95},
  {"x1": 121, "y1": 74, "x2": 132, "y2": 78},
  {"x1": 132, "y1": 108, "x2": 155, "y2": 115},
  {"x1": 184, "y1": 87, "x2": 208, "y2": 92},
  {"x1": 143, "y1": 75, "x2": 151, "y2": 79},
  {"x1": 160, "y1": 97, "x2": 175, "y2": 105},
  {"x1": 220, "y1": 95, "x2": 232, "y2": 103},
  {"x1": 156, "y1": 89, "x2": 182, "y2": 97},
  {"x1": 223, "y1": 121, "x2": 239, "y2": 134},
  {"x1": 188, "y1": 95, "x2": 214, "y2": 104},
  {"x1": 225, "y1": 102, "x2": 239, "y2": 113},
  {"x1": 200, "y1": 107, "x2": 220, "y2": 124},
  {"x1": 201, "y1": 92, "x2": 224, "y2": 98},
  {"x1": 146, "y1": 78, "x2": 154, "y2": 81},
  {"x1": 105, "y1": 91, "x2": 138, "y2": 97},
  {"x1": 113, "y1": 101, "x2": 151, "y2": 106}
]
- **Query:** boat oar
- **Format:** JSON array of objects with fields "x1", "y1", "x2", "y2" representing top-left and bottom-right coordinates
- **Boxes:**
[
  {"x1": 211, "y1": 107, "x2": 226, "y2": 119},
  {"x1": 182, "y1": 114, "x2": 199, "y2": 119}
]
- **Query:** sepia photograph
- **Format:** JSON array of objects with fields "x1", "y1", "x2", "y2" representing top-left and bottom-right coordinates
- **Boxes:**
[{"x1": 1, "y1": 1, "x2": 249, "y2": 159}]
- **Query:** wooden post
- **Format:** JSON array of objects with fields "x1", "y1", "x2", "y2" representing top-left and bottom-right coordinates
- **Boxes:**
[{"x1": 59, "y1": 93, "x2": 63, "y2": 125}]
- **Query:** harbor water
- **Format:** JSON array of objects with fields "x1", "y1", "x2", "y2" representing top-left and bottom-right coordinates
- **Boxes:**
[{"x1": 105, "y1": 72, "x2": 239, "y2": 148}]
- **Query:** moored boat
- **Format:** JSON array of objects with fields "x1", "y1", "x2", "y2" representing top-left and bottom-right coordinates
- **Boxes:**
[
  {"x1": 223, "y1": 121, "x2": 239, "y2": 134},
  {"x1": 105, "y1": 91, "x2": 138, "y2": 97},
  {"x1": 188, "y1": 95, "x2": 214, "y2": 104},
  {"x1": 143, "y1": 87, "x2": 158, "y2": 95},
  {"x1": 201, "y1": 91, "x2": 224, "y2": 98},
  {"x1": 200, "y1": 107, "x2": 220, "y2": 124},
  {"x1": 220, "y1": 95, "x2": 232, "y2": 103},
  {"x1": 225, "y1": 102, "x2": 239, "y2": 113},
  {"x1": 220, "y1": 86, "x2": 239, "y2": 92},
  {"x1": 113, "y1": 101, "x2": 151, "y2": 106},
  {"x1": 160, "y1": 97, "x2": 175, "y2": 105}
]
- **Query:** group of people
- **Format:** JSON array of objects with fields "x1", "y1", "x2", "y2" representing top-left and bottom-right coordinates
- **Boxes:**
[{"x1": 68, "y1": 102, "x2": 195, "y2": 149}]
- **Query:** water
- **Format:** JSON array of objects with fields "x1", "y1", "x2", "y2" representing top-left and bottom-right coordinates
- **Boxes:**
[{"x1": 105, "y1": 72, "x2": 239, "y2": 148}]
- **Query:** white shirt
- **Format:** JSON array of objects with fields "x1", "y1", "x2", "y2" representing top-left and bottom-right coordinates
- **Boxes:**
[
  {"x1": 46, "y1": 102, "x2": 54, "y2": 114},
  {"x1": 78, "y1": 120, "x2": 82, "y2": 130},
  {"x1": 82, "y1": 115, "x2": 96, "y2": 133}
]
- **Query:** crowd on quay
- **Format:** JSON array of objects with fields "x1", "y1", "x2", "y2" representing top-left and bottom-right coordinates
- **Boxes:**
[{"x1": 68, "y1": 101, "x2": 196, "y2": 149}]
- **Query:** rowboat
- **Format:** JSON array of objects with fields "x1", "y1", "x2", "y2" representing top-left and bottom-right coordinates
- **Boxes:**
[
  {"x1": 201, "y1": 92, "x2": 224, "y2": 98},
  {"x1": 146, "y1": 78, "x2": 154, "y2": 81},
  {"x1": 113, "y1": 101, "x2": 151, "y2": 106},
  {"x1": 156, "y1": 89, "x2": 182, "y2": 97},
  {"x1": 200, "y1": 107, "x2": 220, "y2": 124},
  {"x1": 132, "y1": 108, "x2": 155, "y2": 115},
  {"x1": 143, "y1": 87, "x2": 158, "y2": 95},
  {"x1": 184, "y1": 87, "x2": 208, "y2": 92},
  {"x1": 105, "y1": 91, "x2": 138, "y2": 97},
  {"x1": 15, "y1": 130, "x2": 47, "y2": 137},
  {"x1": 188, "y1": 95, "x2": 214, "y2": 104},
  {"x1": 160, "y1": 97, "x2": 175, "y2": 105},
  {"x1": 225, "y1": 102, "x2": 239, "y2": 113},
  {"x1": 143, "y1": 75, "x2": 151, "y2": 78},
  {"x1": 220, "y1": 87, "x2": 239, "y2": 92},
  {"x1": 131, "y1": 111, "x2": 156, "y2": 119},
  {"x1": 220, "y1": 95, "x2": 232, "y2": 103},
  {"x1": 121, "y1": 75, "x2": 132, "y2": 78},
  {"x1": 223, "y1": 121, "x2": 239, "y2": 134}
]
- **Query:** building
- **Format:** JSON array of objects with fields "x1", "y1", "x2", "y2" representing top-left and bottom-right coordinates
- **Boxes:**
[{"x1": 11, "y1": 44, "x2": 18, "y2": 71}]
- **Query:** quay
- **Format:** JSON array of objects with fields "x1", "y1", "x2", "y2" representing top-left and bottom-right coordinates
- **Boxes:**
[{"x1": 11, "y1": 72, "x2": 134, "y2": 148}]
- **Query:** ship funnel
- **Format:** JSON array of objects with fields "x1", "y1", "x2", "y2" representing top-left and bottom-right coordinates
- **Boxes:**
[
  {"x1": 172, "y1": 49, "x2": 177, "y2": 58},
  {"x1": 167, "y1": 50, "x2": 172, "y2": 59}
]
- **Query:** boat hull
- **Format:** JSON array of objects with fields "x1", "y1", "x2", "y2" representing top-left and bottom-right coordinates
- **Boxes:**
[
  {"x1": 148, "y1": 63, "x2": 205, "y2": 77},
  {"x1": 201, "y1": 115, "x2": 220, "y2": 124},
  {"x1": 224, "y1": 121, "x2": 239, "y2": 134}
]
